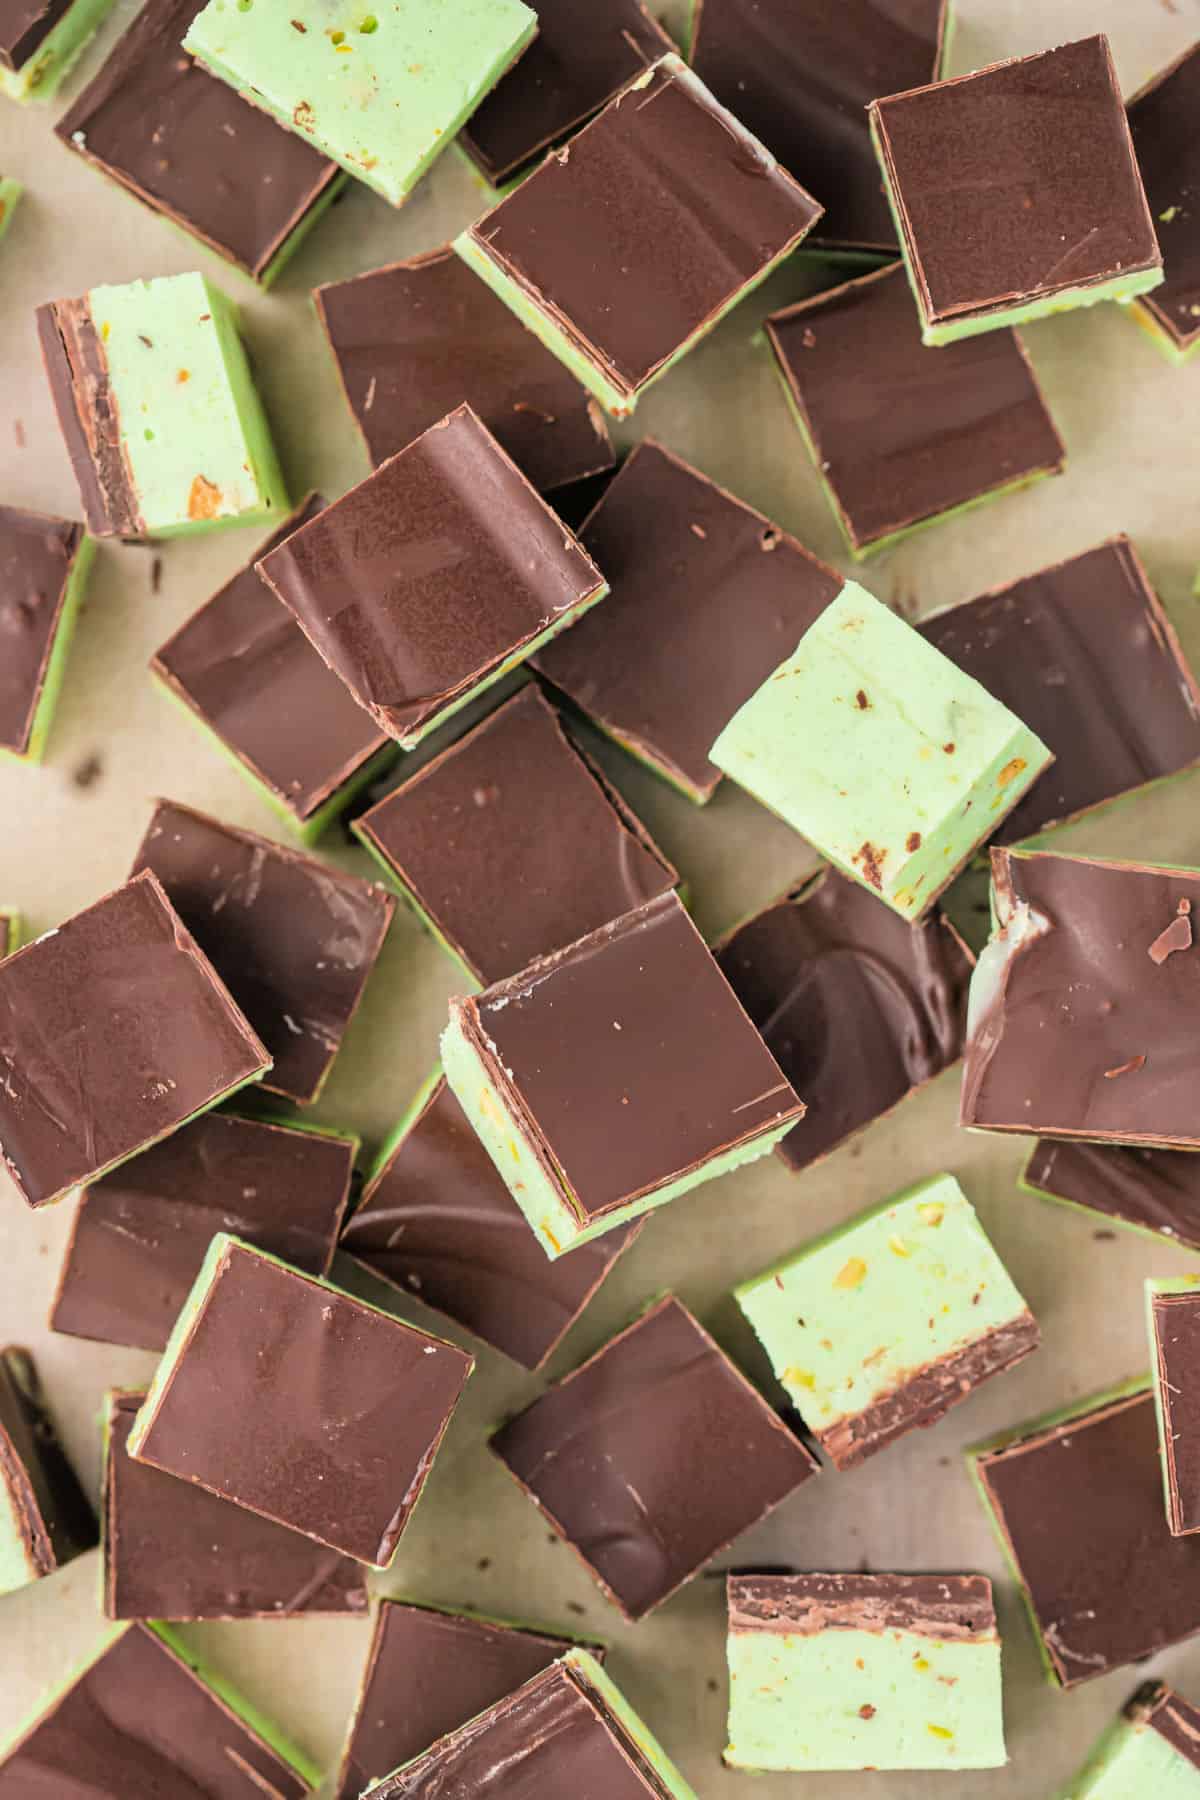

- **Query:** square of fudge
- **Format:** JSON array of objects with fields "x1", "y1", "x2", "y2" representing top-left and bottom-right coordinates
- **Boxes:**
[
  {"x1": 711, "y1": 582, "x2": 1053, "y2": 920},
  {"x1": 314, "y1": 247, "x2": 614, "y2": 493},
  {"x1": 51, "y1": 1109, "x2": 357, "y2": 1351},
  {"x1": 736, "y1": 1173, "x2": 1037, "y2": 1469},
  {"x1": 257, "y1": 405, "x2": 607, "y2": 748},
  {"x1": 0, "y1": 1622, "x2": 315, "y2": 1792},
  {"x1": 1147, "y1": 1278, "x2": 1200, "y2": 1537},
  {"x1": 0, "y1": 177, "x2": 21, "y2": 238},
  {"x1": 0, "y1": 1346, "x2": 95, "y2": 1596},
  {"x1": 1022, "y1": 1139, "x2": 1200, "y2": 1254},
  {"x1": 151, "y1": 496, "x2": 395, "y2": 843},
  {"x1": 962, "y1": 849, "x2": 1200, "y2": 1146},
  {"x1": 1128, "y1": 46, "x2": 1200, "y2": 364},
  {"x1": 104, "y1": 1390, "x2": 366, "y2": 1620},
  {"x1": 334, "y1": 1601, "x2": 597, "y2": 1800},
  {"x1": 869, "y1": 36, "x2": 1162, "y2": 343},
  {"x1": 0, "y1": 0, "x2": 116, "y2": 102},
  {"x1": 0, "y1": 504, "x2": 94, "y2": 761},
  {"x1": 56, "y1": 0, "x2": 344, "y2": 287},
  {"x1": 37, "y1": 271, "x2": 288, "y2": 539},
  {"x1": 532, "y1": 440, "x2": 842, "y2": 802},
  {"x1": 492, "y1": 1294, "x2": 818, "y2": 1620},
  {"x1": 184, "y1": 0, "x2": 536, "y2": 208},
  {"x1": 131, "y1": 798, "x2": 395, "y2": 1106},
  {"x1": 765, "y1": 263, "x2": 1065, "y2": 557},
  {"x1": 1063, "y1": 1683, "x2": 1200, "y2": 1795},
  {"x1": 725, "y1": 1573, "x2": 1005, "y2": 1771},
  {"x1": 692, "y1": 0, "x2": 948, "y2": 255},
  {"x1": 968, "y1": 1382, "x2": 1200, "y2": 1686},
  {"x1": 442, "y1": 891, "x2": 804, "y2": 1257},
  {"x1": 354, "y1": 683, "x2": 676, "y2": 983},
  {"x1": 716, "y1": 867, "x2": 973, "y2": 1173},
  {"x1": 127, "y1": 1235, "x2": 474, "y2": 1567},
  {"x1": 920, "y1": 537, "x2": 1200, "y2": 843},
  {"x1": 0, "y1": 871, "x2": 270, "y2": 1209},
  {"x1": 455, "y1": 54, "x2": 822, "y2": 417}
]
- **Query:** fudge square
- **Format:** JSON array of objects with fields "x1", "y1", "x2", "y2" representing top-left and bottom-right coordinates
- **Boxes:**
[
  {"x1": 257, "y1": 405, "x2": 607, "y2": 749},
  {"x1": 0, "y1": 1346, "x2": 95, "y2": 1597},
  {"x1": 765, "y1": 263, "x2": 1065, "y2": 559},
  {"x1": 491, "y1": 1295, "x2": 818, "y2": 1620},
  {"x1": 1128, "y1": 46, "x2": 1200, "y2": 365},
  {"x1": 735, "y1": 1174, "x2": 1037, "y2": 1469},
  {"x1": 51, "y1": 1109, "x2": 357, "y2": 1352},
  {"x1": 716, "y1": 866, "x2": 973, "y2": 1175},
  {"x1": 442, "y1": 892, "x2": 805, "y2": 1258},
  {"x1": 725, "y1": 1573, "x2": 1005, "y2": 1772},
  {"x1": 968, "y1": 1382, "x2": 1200, "y2": 1686},
  {"x1": 0, "y1": 871, "x2": 269, "y2": 1209},
  {"x1": 353, "y1": 683, "x2": 677, "y2": 984},
  {"x1": 1023, "y1": 1138, "x2": 1200, "y2": 1254},
  {"x1": 37, "y1": 272, "x2": 288, "y2": 539},
  {"x1": 127, "y1": 1236, "x2": 473, "y2": 1567},
  {"x1": 1148, "y1": 1278, "x2": 1200, "y2": 1537},
  {"x1": 0, "y1": 503, "x2": 95, "y2": 762},
  {"x1": 455, "y1": 55, "x2": 823, "y2": 418},
  {"x1": 1063, "y1": 1683, "x2": 1200, "y2": 1797},
  {"x1": 183, "y1": 0, "x2": 536, "y2": 208},
  {"x1": 0, "y1": 1622, "x2": 315, "y2": 1794},
  {"x1": 341, "y1": 1073, "x2": 641, "y2": 1370},
  {"x1": 532, "y1": 440, "x2": 842, "y2": 804},
  {"x1": 710, "y1": 582, "x2": 1053, "y2": 921},
  {"x1": 869, "y1": 36, "x2": 1162, "y2": 345},
  {"x1": 962, "y1": 849, "x2": 1200, "y2": 1147},
  {"x1": 372, "y1": 1651, "x2": 698, "y2": 1799},
  {"x1": 0, "y1": 0, "x2": 115, "y2": 103}
]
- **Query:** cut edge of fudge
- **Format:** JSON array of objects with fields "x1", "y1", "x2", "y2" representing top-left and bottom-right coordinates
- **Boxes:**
[
  {"x1": 0, "y1": 0, "x2": 118, "y2": 104},
  {"x1": 0, "y1": 507, "x2": 95, "y2": 763},
  {"x1": 0, "y1": 1345, "x2": 97, "y2": 1597},
  {"x1": 1146, "y1": 1276, "x2": 1200, "y2": 1537}
]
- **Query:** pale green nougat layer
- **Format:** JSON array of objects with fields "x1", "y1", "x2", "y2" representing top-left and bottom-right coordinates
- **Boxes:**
[
  {"x1": 726, "y1": 1625, "x2": 1005, "y2": 1771},
  {"x1": 0, "y1": 180, "x2": 22, "y2": 240},
  {"x1": 710, "y1": 582, "x2": 1053, "y2": 920},
  {"x1": 0, "y1": 0, "x2": 116, "y2": 101},
  {"x1": 90, "y1": 273, "x2": 286, "y2": 537},
  {"x1": 185, "y1": 0, "x2": 537, "y2": 209},
  {"x1": 1057, "y1": 1710, "x2": 1200, "y2": 1798}
]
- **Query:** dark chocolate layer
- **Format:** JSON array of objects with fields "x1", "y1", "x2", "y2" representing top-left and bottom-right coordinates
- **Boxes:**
[
  {"x1": 0, "y1": 504, "x2": 85, "y2": 757},
  {"x1": 0, "y1": 1347, "x2": 96, "y2": 1580},
  {"x1": 0, "y1": 0, "x2": 75, "y2": 70},
  {"x1": 1135, "y1": 1683, "x2": 1200, "y2": 1771},
  {"x1": 1024, "y1": 1138, "x2": 1200, "y2": 1252},
  {"x1": 1129, "y1": 45, "x2": 1200, "y2": 355},
  {"x1": 727, "y1": 1572, "x2": 996, "y2": 1639},
  {"x1": 37, "y1": 295, "x2": 139, "y2": 538},
  {"x1": 1150, "y1": 1291, "x2": 1200, "y2": 1535}
]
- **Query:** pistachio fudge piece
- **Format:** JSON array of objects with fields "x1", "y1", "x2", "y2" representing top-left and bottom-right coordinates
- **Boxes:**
[
  {"x1": 184, "y1": 0, "x2": 537, "y2": 208},
  {"x1": 711, "y1": 582, "x2": 1053, "y2": 920},
  {"x1": 1128, "y1": 46, "x2": 1200, "y2": 365},
  {"x1": 736, "y1": 1174, "x2": 1037, "y2": 1468},
  {"x1": 37, "y1": 271, "x2": 288, "y2": 539},
  {"x1": 1023, "y1": 1139, "x2": 1200, "y2": 1253},
  {"x1": 0, "y1": 505, "x2": 95, "y2": 762},
  {"x1": 1058, "y1": 1683, "x2": 1200, "y2": 1798},
  {"x1": 1147, "y1": 1278, "x2": 1200, "y2": 1536},
  {"x1": 0, "y1": 179, "x2": 20, "y2": 239},
  {"x1": 0, "y1": 1347, "x2": 95, "y2": 1598},
  {"x1": 725, "y1": 1573, "x2": 1005, "y2": 1772},
  {"x1": 0, "y1": 0, "x2": 116, "y2": 102}
]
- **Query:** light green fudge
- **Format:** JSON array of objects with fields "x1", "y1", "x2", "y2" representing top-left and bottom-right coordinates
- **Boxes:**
[
  {"x1": 184, "y1": 0, "x2": 537, "y2": 209},
  {"x1": 0, "y1": 0, "x2": 115, "y2": 101},
  {"x1": 1057, "y1": 1685, "x2": 1200, "y2": 1799},
  {"x1": 710, "y1": 582, "x2": 1053, "y2": 920},
  {"x1": 0, "y1": 179, "x2": 21, "y2": 240}
]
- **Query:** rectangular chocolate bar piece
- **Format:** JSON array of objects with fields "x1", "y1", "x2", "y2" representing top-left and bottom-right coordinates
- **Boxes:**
[
  {"x1": 1128, "y1": 46, "x2": 1200, "y2": 364},
  {"x1": 1022, "y1": 1139, "x2": 1200, "y2": 1253},
  {"x1": 1062, "y1": 1682, "x2": 1200, "y2": 1797},
  {"x1": 725, "y1": 1573, "x2": 1005, "y2": 1771},
  {"x1": 257, "y1": 405, "x2": 607, "y2": 748},
  {"x1": 0, "y1": 504, "x2": 94, "y2": 762},
  {"x1": 51, "y1": 1110, "x2": 357, "y2": 1351},
  {"x1": 455, "y1": 55, "x2": 822, "y2": 416},
  {"x1": 442, "y1": 892, "x2": 804, "y2": 1257},
  {"x1": 127, "y1": 1236, "x2": 474, "y2": 1567},
  {"x1": 1148, "y1": 1279, "x2": 1200, "y2": 1537},
  {"x1": 962, "y1": 849, "x2": 1200, "y2": 1147},
  {"x1": 0, "y1": 0, "x2": 115, "y2": 102},
  {"x1": 0, "y1": 871, "x2": 270, "y2": 1209},
  {"x1": 0, "y1": 1347, "x2": 95, "y2": 1597}
]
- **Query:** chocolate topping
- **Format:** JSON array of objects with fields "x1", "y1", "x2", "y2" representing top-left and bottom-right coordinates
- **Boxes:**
[
  {"x1": 1133, "y1": 1683, "x2": 1200, "y2": 1771},
  {"x1": 0, "y1": 1346, "x2": 96, "y2": 1580},
  {"x1": 0, "y1": 0, "x2": 76, "y2": 70},
  {"x1": 1150, "y1": 1290, "x2": 1200, "y2": 1535},
  {"x1": 0, "y1": 504, "x2": 85, "y2": 757},
  {"x1": 1130, "y1": 45, "x2": 1200, "y2": 355},
  {"x1": 37, "y1": 294, "x2": 140, "y2": 538},
  {"x1": 1024, "y1": 1138, "x2": 1200, "y2": 1252},
  {"x1": 727, "y1": 1572, "x2": 997, "y2": 1640}
]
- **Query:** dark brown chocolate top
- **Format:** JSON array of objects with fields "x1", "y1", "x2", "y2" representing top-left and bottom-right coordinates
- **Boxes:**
[
  {"x1": 1130, "y1": 45, "x2": 1200, "y2": 354},
  {"x1": 717, "y1": 866, "x2": 972, "y2": 1173},
  {"x1": 492, "y1": 1294, "x2": 818, "y2": 1620},
  {"x1": 1025, "y1": 1138, "x2": 1200, "y2": 1252},
  {"x1": 131, "y1": 1238, "x2": 474, "y2": 1566},
  {"x1": 0, "y1": 504, "x2": 85, "y2": 757},
  {"x1": 533, "y1": 440, "x2": 841, "y2": 800},
  {"x1": 962, "y1": 850, "x2": 1200, "y2": 1146},
  {"x1": 342, "y1": 1077, "x2": 640, "y2": 1371},
  {"x1": 975, "y1": 1387, "x2": 1200, "y2": 1686},
  {"x1": 1133, "y1": 1683, "x2": 1200, "y2": 1771},
  {"x1": 335, "y1": 1602, "x2": 583, "y2": 1800},
  {"x1": 316, "y1": 250, "x2": 613, "y2": 495},
  {"x1": 0, "y1": 1623, "x2": 310, "y2": 1796},
  {"x1": 871, "y1": 36, "x2": 1161, "y2": 323},
  {"x1": 52, "y1": 1111, "x2": 356, "y2": 1352},
  {"x1": 1150, "y1": 1290, "x2": 1200, "y2": 1535},
  {"x1": 257, "y1": 405, "x2": 606, "y2": 745},
  {"x1": 356, "y1": 684, "x2": 676, "y2": 983},
  {"x1": 466, "y1": 58, "x2": 822, "y2": 400},
  {"x1": 766, "y1": 263, "x2": 1064, "y2": 550},
  {"x1": 920, "y1": 538, "x2": 1200, "y2": 843},
  {"x1": 0, "y1": 871, "x2": 269, "y2": 1210},
  {"x1": 37, "y1": 294, "x2": 140, "y2": 539},
  {"x1": 727, "y1": 1572, "x2": 996, "y2": 1639},
  {"x1": 56, "y1": 0, "x2": 340, "y2": 281},
  {"x1": 692, "y1": 0, "x2": 946, "y2": 251},
  {"x1": 0, "y1": 1346, "x2": 96, "y2": 1580},
  {"x1": 460, "y1": 892, "x2": 804, "y2": 1223},
  {"x1": 0, "y1": 0, "x2": 74, "y2": 70},
  {"x1": 131, "y1": 798, "x2": 395, "y2": 1106}
]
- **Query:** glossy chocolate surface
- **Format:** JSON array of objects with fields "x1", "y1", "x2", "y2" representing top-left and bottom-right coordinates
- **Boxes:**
[
  {"x1": 1129, "y1": 45, "x2": 1200, "y2": 356},
  {"x1": 1150, "y1": 1291, "x2": 1200, "y2": 1535},
  {"x1": 0, "y1": 504, "x2": 84, "y2": 756},
  {"x1": 728, "y1": 1571, "x2": 996, "y2": 1637},
  {"x1": 0, "y1": 1347, "x2": 95, "y2": 1580},
  {"x1": 1024, "y1": 1138, "x2": 1200, "y2": 1252}
]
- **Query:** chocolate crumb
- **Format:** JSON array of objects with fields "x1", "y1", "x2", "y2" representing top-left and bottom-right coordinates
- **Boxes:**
[
  {"x1": 707, "y1": 1678, "x2": 720, "y2": 1694},
  {"x1": 71, "y1": 753, "x2": 103, "y2": 791},
  {"x1": 1093, "y1": 1229, "x2": 1117, "y2": 1241},
  {"x1": 150, "y1": 556, "x2": 163, "y2": 595},
  {"x1": 566, "y1": 1601, "x2": 586, "y2": 1616},
  {"x1": 13, "y1": 419, "x2": 26, "y2": 449},
  {"x1": 476, "y1": 1556, "x2": 491, "y2": 1571}
]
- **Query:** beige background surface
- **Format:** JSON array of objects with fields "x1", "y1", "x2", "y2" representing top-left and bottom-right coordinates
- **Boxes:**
[{"x1": 4, "y1": 1, "x2": 1200, "y2": 1793}]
